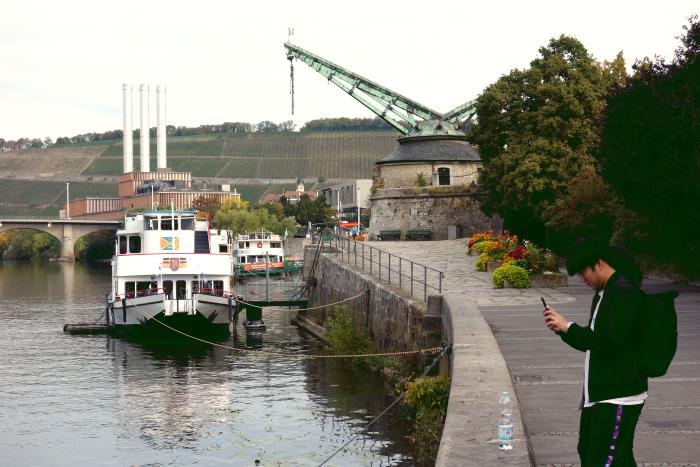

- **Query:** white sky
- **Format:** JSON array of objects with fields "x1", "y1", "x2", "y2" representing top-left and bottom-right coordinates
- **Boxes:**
[{"x1": 1, "y1": 0, "x2": 697, "y2": 141}]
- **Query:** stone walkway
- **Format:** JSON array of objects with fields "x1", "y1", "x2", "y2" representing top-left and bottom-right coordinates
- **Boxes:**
[{"x1": 365, "y1": 240, "x2": 700, "y2": 466}]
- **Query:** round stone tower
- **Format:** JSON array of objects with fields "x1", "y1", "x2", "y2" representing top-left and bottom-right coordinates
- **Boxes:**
[{"x1": 368, "y1": 134, "x2": 502, "y2": 241}]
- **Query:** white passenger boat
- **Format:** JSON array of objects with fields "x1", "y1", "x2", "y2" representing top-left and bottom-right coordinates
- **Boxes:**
[
  {"x1": 107, "y1": 210, "x2": 235, "y2": 337},
  {"x1": 232, "y1": 230, "x2": 286, "y2": 276}
]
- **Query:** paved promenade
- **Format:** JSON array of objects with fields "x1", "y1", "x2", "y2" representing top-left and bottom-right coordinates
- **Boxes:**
[{"x1": 366, "y1": 239, "x2": 700, "y2": 466}]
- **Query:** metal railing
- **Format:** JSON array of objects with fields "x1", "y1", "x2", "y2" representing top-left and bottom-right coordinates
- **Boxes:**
[{"x1": 318, "y1": 233, "x2": 443, "y2": 302}]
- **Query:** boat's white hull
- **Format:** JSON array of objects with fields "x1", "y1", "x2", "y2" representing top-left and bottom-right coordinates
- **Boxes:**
[
  {"x1": 109, "y1": 294, "x2": 233, "y2": 327},
  {"x1": 195, "y1": 294, "x2": 235, "y2": 324},
  {"x1": 110, "y1": 294, "x2": 166, "y2": 325}
]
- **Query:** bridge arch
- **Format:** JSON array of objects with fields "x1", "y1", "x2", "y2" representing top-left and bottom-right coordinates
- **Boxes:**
[{"x1": 0, "y1": 220, "x2": 120, "y2": 260}]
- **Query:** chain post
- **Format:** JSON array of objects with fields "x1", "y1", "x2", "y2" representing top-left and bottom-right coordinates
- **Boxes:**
[
  {"x1": 410, "y1": 261, "x2": 414, "y2": 296},
  {"x1": 362, "y1": 243, "x2": 365, "y2": 270},
  {"x1": 439, "y1": 272, "x2": 443, "y2": 294},
  {"x1": 388, "y1": 254, "x2": 391, "y2": 285},
  {"x1": 399, "y1": 258, "x2": 402, "y2": 290},
  {"x1": 378, "y1": 250, "x2": 382, "y2": 281},
  {"x1": 370, "y1": 247, "x2": 373, "y2": 274}
]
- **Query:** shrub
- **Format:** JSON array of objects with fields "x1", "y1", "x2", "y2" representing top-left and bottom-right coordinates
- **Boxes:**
[
  {"x1": 404, "y1": 376, "x2": 451, "y2": 463},
  {"x1": 476, "y1": 253, "x2": 489, "y2": 271},
  {"x1": 415, "y1": 172, "x2": 428, "y2": 187},
  {"x1": 493, "y1": 264, "x2": 531, "y2": 288},
  {"x1": 325, "y1": 306, "x2": 382, "y2": 367}
]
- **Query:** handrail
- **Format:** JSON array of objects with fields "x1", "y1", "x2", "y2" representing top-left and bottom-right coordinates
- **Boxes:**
[{"x1": 316, "y1": 232, "x2": 444, "y2": 302}]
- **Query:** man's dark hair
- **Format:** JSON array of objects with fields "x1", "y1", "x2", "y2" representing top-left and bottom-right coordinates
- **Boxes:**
[
  {"x1": 566, "y1": 238, "x2": 642, "y2": 287},
  {"x1": 566, "y1": 237, "x2": 610, "y2": 276}
]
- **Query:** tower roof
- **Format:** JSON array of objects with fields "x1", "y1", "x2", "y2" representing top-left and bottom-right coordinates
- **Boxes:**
[{"x1": 375, "y1": 139, "x2": 481, "y2": 165}]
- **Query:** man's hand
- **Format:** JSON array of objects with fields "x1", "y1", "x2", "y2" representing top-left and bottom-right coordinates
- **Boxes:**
[{"x1": 544, "y1": 307, "x2": 569, "y2": 334}]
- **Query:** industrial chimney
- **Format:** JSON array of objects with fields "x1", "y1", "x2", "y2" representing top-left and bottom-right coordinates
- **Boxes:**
[
  {"x1": 156, "y1": 85, "x2": 167, "y2": 170},
  {"x1": 139, "y1": 84, "x2": 150, "y2": 173},
  {"x1": 122, "y1": 83, "x2": 133, "y2": 173}
]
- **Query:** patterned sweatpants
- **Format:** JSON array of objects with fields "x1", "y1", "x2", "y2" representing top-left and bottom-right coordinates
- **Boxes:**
[{"x1": 578, "y1": 403, "x2": 644, "y2": 467}]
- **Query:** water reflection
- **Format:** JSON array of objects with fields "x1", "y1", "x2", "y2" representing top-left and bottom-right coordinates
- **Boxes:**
[{"x1": 0, "y1": 261, "x2": 414, "y2": 466}]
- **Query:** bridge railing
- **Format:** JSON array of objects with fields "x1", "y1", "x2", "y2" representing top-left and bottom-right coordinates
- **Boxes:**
[{"x1": 317, "y1": 232, "x2": 443, "y2": 302}]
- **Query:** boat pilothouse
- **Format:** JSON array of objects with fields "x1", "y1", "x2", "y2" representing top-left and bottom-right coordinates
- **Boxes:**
[
  {"x1": 108, "y1": 210, "x2": 235, "y2": 336},
  {"x1": 233, "y1": 230, "x2": 286, "y2": 276}
]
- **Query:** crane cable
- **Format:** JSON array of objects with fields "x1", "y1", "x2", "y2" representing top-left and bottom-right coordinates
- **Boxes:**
[{"x1": 288, "y1": 53, "x2": 295, "y2": 115}]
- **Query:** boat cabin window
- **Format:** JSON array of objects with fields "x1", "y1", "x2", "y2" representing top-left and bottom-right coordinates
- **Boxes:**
[
  {"x1": 213, "y1": 280, "x2": 224, "y2": 297},
  {"x1": 219, "y1": 244, "x2": 229, "y2": 253},
  {"x1": 124, "y1": 281, "x2": 153, "y2": 298},
  {"x1": 180, "y1": 218, "x2": 194, "y2": 230},
  {"x1": 191, "y1": 281, "x2": 200, "y2": 294},
  {"x1": 145, "y1": 217, "x2": 158, "y2": 230},
  {"x1": 124, "y1": 281, "x2": 135, "y2": 298},
  {"x1": 240, "y1": 256, "x2": 247, "y2": 263},
  {"x1": 128, "y1": 236, "x2": 141, "y2": 253},
  {"x1": 163, "y1": 280, "x2": 173, "y2": 299},
  {"x1": 161, "y1": 218, "x2": 179, "y2": 230},
  {"x1": 176, "y1": 280, "x2": 187, "y2": 299},
  {"x1": 239, "y1": 242, "x2": 246, "y2": 249},
  {"x1": 270, "y1": 242, "x2": 282, "y2": 248},
  {"x1": 119, "y1": 236, "x2": 128, "y2": 254}
]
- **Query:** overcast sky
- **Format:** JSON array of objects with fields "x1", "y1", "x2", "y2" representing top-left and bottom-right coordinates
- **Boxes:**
[{"x1": 1, "y1": 0, "x2": 697, "y2": 141}]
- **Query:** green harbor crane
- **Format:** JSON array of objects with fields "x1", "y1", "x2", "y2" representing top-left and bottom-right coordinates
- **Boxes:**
[{"x1": 285, "y1": 42, "x2": 477, "y2": 141}]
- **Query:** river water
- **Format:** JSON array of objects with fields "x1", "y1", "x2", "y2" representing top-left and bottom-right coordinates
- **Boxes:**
[{"x1": 0, "y1": 262, "x2": 415, "y2": 466}]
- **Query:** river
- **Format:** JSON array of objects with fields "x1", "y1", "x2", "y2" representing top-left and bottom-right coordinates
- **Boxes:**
[{"x1": 0, "y1": 261, "x2": 415, "y2": 466}]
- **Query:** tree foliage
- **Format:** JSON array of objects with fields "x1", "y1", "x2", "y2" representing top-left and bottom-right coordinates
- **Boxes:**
[
  {"x1": 215, "y1": 198, "x2": 296, "y2": 237},
  {"x1": 0, "y1": 230, "x2": 59, "y2": 260},
  {"x1": 301, "y1": 117, "x2": 394, "y2": 132},
  {"x1": 469, "y1": 35, "x2": 625, "y2": 243},
  {"x1": 599, "y1": 16, "x2": 700, "y2": 274}
]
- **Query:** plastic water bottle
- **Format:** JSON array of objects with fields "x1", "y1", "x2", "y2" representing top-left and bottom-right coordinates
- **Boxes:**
[{"x1": 498, "y1": 391, "x2": 513, "y2": 450}]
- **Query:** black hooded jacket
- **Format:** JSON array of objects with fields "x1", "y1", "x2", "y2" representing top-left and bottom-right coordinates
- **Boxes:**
[{"x1": 561, "y1": 272, "x2": 648, "y2": 402}]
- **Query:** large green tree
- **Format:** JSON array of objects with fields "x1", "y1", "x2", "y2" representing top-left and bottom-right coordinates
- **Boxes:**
[
  {"x1": 599, "y1": 17, "x2": 700, "y2": 275},
  {"x1": 470, "y1": 35, "x2": 625, "y2": 244}
]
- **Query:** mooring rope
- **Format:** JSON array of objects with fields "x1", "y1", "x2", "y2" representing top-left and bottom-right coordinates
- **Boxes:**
[
  {"x1": 234, "y1": 289, "x2": 369, "y2": 312},
  {"x1": 148, "y1": 316, "x2": 443, "y2": 360},
  {"x1": 317, "y1": 342, "x2": 451, "y2": 466}
]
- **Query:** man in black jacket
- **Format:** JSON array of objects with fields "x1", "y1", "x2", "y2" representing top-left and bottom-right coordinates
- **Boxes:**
[{"x1": 544, "y1": 238, "x2": 646, "y2": 466}]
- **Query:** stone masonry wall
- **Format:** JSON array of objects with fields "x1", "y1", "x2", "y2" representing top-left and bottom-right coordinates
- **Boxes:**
[
  {"x1": 379, "y1": 161, "x2": 481, "y2": 188},
  {"x1": 368, "y1": 191, "x2": 502, "y2": 240},
  {"x1": 301, "y1": 246, "x2": 430, "y2": 352}
]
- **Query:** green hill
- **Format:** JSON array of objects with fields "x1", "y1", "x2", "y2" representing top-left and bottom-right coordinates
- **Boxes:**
[
  {"x1": 0, "y1": 131, "x2": 397, "y2": 214},
  {"x1": 85, "y1": 131, "x2": 398, "y2": 178}
]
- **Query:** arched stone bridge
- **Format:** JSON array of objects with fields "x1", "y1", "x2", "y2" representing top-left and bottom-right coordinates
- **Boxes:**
[{"x1": 0, "y1": 219, "x2": 121, "y2": 260}]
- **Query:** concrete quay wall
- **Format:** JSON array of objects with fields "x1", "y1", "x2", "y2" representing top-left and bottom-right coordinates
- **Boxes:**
[
  {"x1": 302, "y1": 245, "x2": 532, "y2": 466},
  {"x1": 302, "y1": 247, "x2": 431, "y2": 351},
  {"x1": 437, "y1": 292, "x2": 532, "y2": 466}
]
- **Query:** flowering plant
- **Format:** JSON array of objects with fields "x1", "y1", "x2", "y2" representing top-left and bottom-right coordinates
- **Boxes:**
[{"x1": 468, "y1": 230, "x2": 494, "y2": 249}]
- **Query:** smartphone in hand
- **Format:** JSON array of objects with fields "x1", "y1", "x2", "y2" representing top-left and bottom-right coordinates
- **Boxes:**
[{"x1": 541, "y1": 297, "x2": 548, "y2": 310}]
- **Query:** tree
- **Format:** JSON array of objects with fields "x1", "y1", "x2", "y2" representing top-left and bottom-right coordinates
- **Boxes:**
[
  {"x1": 256, "y1": 120, "x2": 279, "y2": 133},
  {"x1": 30, "y1": 138, "x2": 43, "y2": 148},
  {"x1": 278, "y1": 120, "x2": 296, "y2": 132},
  {"x1": 43, "y1": 137, "x2": 53, "y2": 147},
  {"x1": 469, "y1": 35, "x2": 624, "y2": 243},
  {"x1": 191, "y1": 195, "x2": 222, "y2": 220},
  {"x1": 598, "y1": 16, "x2": 700, "y2": 275},
  {"x1": 295, "y1": 194, "x2": 330, "y2": 225}
]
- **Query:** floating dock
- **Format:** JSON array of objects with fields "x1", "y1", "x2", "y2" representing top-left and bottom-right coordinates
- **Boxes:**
[{"x1": 63, "y1": 323, "x2": 109, "y2": 335}]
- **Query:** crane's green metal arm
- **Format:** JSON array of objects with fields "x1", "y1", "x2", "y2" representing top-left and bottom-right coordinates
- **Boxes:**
[
  {"x1": 285, "y1": 42, "x2": 446, "y2": 135},
  {"x1": 444, "y1": 99, "x2": 477, "y2": 124}
]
